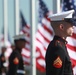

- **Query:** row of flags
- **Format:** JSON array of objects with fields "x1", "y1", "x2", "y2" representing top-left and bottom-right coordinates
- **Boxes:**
[
  {"x1": 0, "y1": 0, "x2": 76, "y2": 74},
  {"x1": 21, "y1": 0, "x2": 76, "y2": 74}
]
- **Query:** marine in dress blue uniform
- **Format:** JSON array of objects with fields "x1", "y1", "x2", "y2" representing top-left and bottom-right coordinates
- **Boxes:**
[
  {"x1": 45, "y1": 10, "x2": 76, "y2": 75},
  {"x1": 0, "y1": 46, "x2": 7, "y2": 75},
  {"x1": 7, "y1": 34, "x2": 26, "y2": 75}
]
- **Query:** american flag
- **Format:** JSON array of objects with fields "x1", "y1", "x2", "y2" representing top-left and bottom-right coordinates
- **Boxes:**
[
  {"x1": 62, "y1": 0, "x2": 76, "y2": 74},
  {"x1": 0, "y1": 27, "x2": 12, "y2": 67},
  {"x1": 20, "y1": 11, "x2": 30, "y2": 65},
  {"x1": 19, "y1": 0, "x2": 53, "y2": 72},
  {"x1": 36, "y1": 0, "x2": 54, "y2": 72},
  {"x1": 0, "y1": 27, "x2": 12, "y2": 59}
]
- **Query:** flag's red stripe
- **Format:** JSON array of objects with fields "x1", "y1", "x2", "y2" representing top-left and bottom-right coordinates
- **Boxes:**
[
  {"x1": 36, "y1": 47, "x2": 45, "y2": 60},
  {"x1": 24, "y1": 62, "x2": 30, "y2": 65},
  {"x1": 36, "y1": 38, "x2": 47, "y2": 51},
  {"x1": 36, "y1": 61, "x2": 45, "y2": 72},
  {"x1": 45, "y1": 16, "x2": 51, "y2": 22},
  {"x1": 70, "y1": 58, "x2": 76, "y2": 67},
  {"x1": 38, "y1": 29, "x2": 50, "y2": 43},
  {"x1": 25, "y1": 25, "x2": 30, "y2": 29},
  {"x1": 42, "y1": 24, "x2": 53, "y2": 35},
  {"x1": 66, "y1": 44, "x2": 76, "y2": 51},
  {"x1": 24, "y1": 48, "x2": 30, "y2": 51},
  {"x1": 25, "y1": 42, "x2": 30, "y2": 45},
  {"x1": 22, "y1": 30, "x2": 30, "y2": 37},
  {"x1": 22, "y1": 54, "x2": 30, "y2": 58}
]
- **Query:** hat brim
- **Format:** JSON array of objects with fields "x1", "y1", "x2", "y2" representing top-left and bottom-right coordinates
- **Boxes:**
[
  {"x1": 15, "y1": 39, "x2": 26, "y2": 42},
  {"x1": 64, "y1": 18, "x2": 76, "y2": 26}
]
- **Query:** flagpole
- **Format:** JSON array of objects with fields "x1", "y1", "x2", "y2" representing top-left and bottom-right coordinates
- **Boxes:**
[
  {"x1": 14, "y1": 0, "x2": 20, "y2": 35},
  {"x1": 30, "y1": 0, "x2": 36, "y2": 75},
  {"x1": 57, "y1": 0, "x2": 61, "y2": 13},
  {"x1": 3, "y1": 0, "x2": 8, "y2": 45},
  {"x1": 53, "y1": 0, "x2": 61, "y2": 13}
]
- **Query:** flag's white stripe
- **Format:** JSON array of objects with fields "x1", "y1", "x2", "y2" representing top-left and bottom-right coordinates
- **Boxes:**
[
  {"x1": 26, "y1": 42, "x2": 30, "y2": 45},
  {"x1": 66, "y1": 37, "x2": 76, "y2": 46},
  {"x1": 41, "y1": 29, "x2": 53, "y2": 41},
  {"x1": 24, "y1": 36, "x2": 30, "y2": 42},
  {"x1": 36, "y1": 32, "x2": 50, "y2": 48},
  {"x1": 25, "y1": 25, "x2": 30, "y2": 29},
  {"x1": 37, "y1": 25, "x2": 52, "y2": 42},
  {"x1": 25, "y1": 44, "x2": 30, "y2": 50},
  {"x1": 20, "y1": 31, "x2": 30, "y2": 42},
  {"x1": 36, "y1": 31, "x2": 50, "y2": 45},
  {"x1": 38, "y1": 23, "x2": 53, "y2": 37},
  {"x1": 22, "y1": 49, "x2": 30, "y2": 57},
  {"x1": 5, "y1": 48, "x2": 12, "y2": 57},
  {"x1": 36, "y1": 38, "x2": 49, "y2": 49},
  {"x1": 36, "y1": 51, "x2": 41, "y2": 57},
  {"x1": 37, "y1": 59, "x2": 45, "y2": 67},
  {"x1": 42, "y1": 18, "x2": 54, "y2": 32},
  {"x1": 36, "y1": 37, "x2": 47, "y2": 50},
  {"x1": 73, "y1": 27, "x2": 76, "y2": 34},
  {"x1": 42, "y1": 18, "x2": 50, "y2": 25},
  {"x1": 36, "y1": 41, "x2": 46, "y2": 57},
  {"x1": 73, "y1": 66, "x2": 76, "y2": 75},
  {"x1": 23, "y1": 26, "x2": 30, "y2": 34},
  {"x1": 23, "y1": 56, "x2": 30, "y2": 63},
  {"x1": 67, "y1": 48, "x2": 76, "y2": 60}
]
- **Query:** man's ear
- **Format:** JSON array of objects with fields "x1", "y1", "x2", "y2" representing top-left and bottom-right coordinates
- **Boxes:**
[{"x1": 59, "y1": 24, "x2": 64, "y2": 30}]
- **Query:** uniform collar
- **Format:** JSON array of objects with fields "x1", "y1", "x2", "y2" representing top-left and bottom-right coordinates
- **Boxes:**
[
  {"x1": 15, "y1": 47, "x2": 22, "y2": 53},
  {"x1": 54, "y1": 35, "x2": 67, "y2": 44}
]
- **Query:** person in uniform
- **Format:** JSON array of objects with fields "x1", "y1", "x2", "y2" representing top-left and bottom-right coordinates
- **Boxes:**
[
  {"x1": 7, "y1": 34, "x2": 26, "y2": 75},
  {"x1": 0, "y1": 46, "x2": 7, "y2": 75},
  {"x1": 45, "y1": 10, "x2": 76, "y2": 75}
]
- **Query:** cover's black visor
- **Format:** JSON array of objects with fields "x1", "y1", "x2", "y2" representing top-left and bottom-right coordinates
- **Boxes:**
[
  {"x1": 64, "y1": 18, "x2": 76, "y2": 26},
  {"x1": 15, "y1": 39, "x2": 26, "y2": 42}
]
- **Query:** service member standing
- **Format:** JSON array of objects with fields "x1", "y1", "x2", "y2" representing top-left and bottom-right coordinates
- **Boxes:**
[
  {"x1": 0, "y1": 46, "x2": 7, "y2": 75},
  {"x1": 7, "y1": 34, "x2": 26, "y2": 75},
  {"x1": 45, "y1": 10, "x2": 76, "y2": 75}
]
